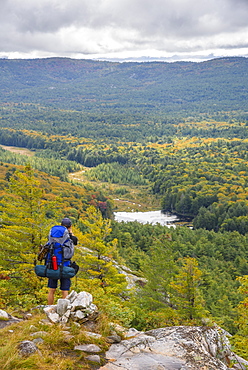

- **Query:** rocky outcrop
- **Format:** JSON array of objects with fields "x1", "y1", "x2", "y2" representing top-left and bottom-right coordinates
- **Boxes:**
[
  {"x1": 99, "y1": 325, "x2": 248, "y2": 370},
  {"x1": 43, "y1": 290, "x2": 98, "y2": 324},
  {"x1": 79, "y1": 249, "x2": 147, "y2": 289},
  {"x1": 114, "y1": 264, "x2": 147, "y2": 289},
  {"x1": 1, "y1": 292, "x2": 248, "y2": 369}
]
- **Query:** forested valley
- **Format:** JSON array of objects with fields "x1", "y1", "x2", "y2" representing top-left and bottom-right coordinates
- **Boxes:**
[{"x1": 0, "y1": 57, "x2": 248, "y2": 360}]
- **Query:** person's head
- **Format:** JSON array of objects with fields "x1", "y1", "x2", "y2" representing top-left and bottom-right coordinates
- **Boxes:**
[{"x1": 61, "y1": 217, "x2": 72, "y2": 228}]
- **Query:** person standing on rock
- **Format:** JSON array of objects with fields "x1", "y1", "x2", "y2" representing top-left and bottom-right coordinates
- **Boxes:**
[{"x1": 47, "y1": 218, "x2": 78, "y2": 305}]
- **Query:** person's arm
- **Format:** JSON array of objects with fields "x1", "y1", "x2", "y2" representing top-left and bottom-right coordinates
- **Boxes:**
[
  {"x1": 69, "y1": 234, "x2": 78, "y2": 245},
  {"x1": 67, "y1": 226, "x2": 78, "y2": 245}
]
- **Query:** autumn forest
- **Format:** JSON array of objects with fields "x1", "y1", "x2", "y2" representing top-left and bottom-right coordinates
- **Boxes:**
[{"x1": 0, "y1": 57, "x2": 248, "y2": 359}]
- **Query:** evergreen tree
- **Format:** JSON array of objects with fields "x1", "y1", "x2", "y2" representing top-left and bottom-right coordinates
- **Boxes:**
[
  {"x1": 129, "y1": 238, "x2": 180, "y2": 330},
  {"x1": 170, "y1": 257, "x2": 208, "y2": 322},
  {"x1": 77, "y1": 206, "x2": 127, "y2": 296},
  {"x1": 138, "y1": 238, "x2": 177, "y2": 311}
]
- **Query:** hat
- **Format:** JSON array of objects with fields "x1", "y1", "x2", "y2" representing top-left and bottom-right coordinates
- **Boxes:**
[{"x1": 61, "y1": 218, "x2": 72, "y2": 227}]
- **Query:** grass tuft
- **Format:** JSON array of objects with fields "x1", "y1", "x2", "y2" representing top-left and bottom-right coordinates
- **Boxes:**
[{"x1": 0, "y1": 312, "x2": 107, "y2": 370}]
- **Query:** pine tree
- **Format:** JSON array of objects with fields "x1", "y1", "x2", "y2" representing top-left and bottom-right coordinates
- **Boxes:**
[
  {"x1": 170, "y1": 257, "x2": 208, "y2": 322},
  {"x1": 138, "y1": 238, "x2": 177, "y2": 311},
  {"x1": 77, "y1": 206, "x2": 127, "y2": 296},
  {"x1": 129, "y1": 238, "x2": 180, "y2": 330}
]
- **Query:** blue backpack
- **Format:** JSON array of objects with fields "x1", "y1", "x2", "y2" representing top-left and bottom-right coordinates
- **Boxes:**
[
  {"x1": 46, "y1": 225, "x2": 74, "y2": 267},
  {"x1": 34, "y1": 225, "x2": 76, "y2": 279}
]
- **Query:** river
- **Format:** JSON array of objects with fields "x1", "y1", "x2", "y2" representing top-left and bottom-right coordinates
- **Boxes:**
[{"x1": 113, "y1": 210, "x2": 179, "y2": 227}]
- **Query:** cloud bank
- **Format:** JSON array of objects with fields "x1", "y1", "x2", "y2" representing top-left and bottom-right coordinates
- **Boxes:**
[{"x1": 1, "y1": 0, "x2": 248, "y2": 61}]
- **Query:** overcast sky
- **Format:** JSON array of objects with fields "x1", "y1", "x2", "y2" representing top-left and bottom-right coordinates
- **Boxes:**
[{"x1": 1, "y1": 0, "x2": 248, "y2": 62}]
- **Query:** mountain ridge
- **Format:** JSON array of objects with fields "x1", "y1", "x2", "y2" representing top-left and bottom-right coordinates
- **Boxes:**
[{"x1": 1, "y1": 56, "x2": 248, "y2": 115}]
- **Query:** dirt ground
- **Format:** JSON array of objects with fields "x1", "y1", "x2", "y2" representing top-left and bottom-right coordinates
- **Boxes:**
[{"x1": 0, "y1": 145, "x2": 34, "y2": 156}]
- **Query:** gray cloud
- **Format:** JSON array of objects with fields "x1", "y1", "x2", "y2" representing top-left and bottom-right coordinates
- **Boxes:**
[{"x1": 0, "y1": 0, "x2": 248, "y2": 60}]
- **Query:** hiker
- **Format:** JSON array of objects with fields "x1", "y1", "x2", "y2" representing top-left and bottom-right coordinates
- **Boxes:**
[{"x1": 47, "y1": 218, "x2": 78, "y2": 305}]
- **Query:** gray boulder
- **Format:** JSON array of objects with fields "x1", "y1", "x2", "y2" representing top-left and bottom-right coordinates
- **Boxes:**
[
  {"x1": 57, "y1": 298, "x2": 70, "y2": 316},
  {"x1": 74, "y1": 344, "x2": 101, "y2": 353},
  {"x1": 18, "y1": 340, "x2": 39, "y2": 357},
  {"x1": 70, "y1": 291, "x2": 93, "y2": 311},
  {"x1": 43, "y1": 305, "x2": 60, "y2": 323},
  {"x1": 0, "y1": 309, "x2": 22, "y2": 329},
  {"x1": 0, "y1": 309, "x2": 9, "y2": 319},
  {"x1": 86, "y1": 354, "x2": 101, "y2": 363}
]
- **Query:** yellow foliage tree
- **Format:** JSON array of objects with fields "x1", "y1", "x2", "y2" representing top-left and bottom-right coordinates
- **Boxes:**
[
  {"x1": 170, "y1": 257, "x2": 208, "y2": 323},
  {"x1": 0, "y1": 165, "x2": 59, "y2": 307},
  {"x1": 74, "y1": 206, "x2": 132, "y2": 325},
  {"x1": 76, "y1": 206, "x2": 127, "y2": 297}
]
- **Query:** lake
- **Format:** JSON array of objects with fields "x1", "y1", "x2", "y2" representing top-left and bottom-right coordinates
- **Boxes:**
[{"x1": 114, "y1": 210, "x2": 179, "y2": 227}]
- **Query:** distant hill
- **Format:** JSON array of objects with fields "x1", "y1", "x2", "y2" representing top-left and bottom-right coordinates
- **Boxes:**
[
  {"x1": 1, "y1": 57, "x2": 248, "y2": 114},
  {"x1": 0, "y1": 57, "x2": 248, "y2": 141}
]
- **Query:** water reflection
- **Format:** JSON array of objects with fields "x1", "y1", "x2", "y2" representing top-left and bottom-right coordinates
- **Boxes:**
[{"x1": 114, "y1": 210, "x2": 179, "y2": 227}]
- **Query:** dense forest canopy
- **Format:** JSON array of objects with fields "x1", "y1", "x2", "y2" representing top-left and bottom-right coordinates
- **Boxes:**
[
  {"x1": 1, "y1": 57, "x2": 248, "y2": 114},
  {"x1": 0, "y1": 57, "x2": 248, "y2": 141}
]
